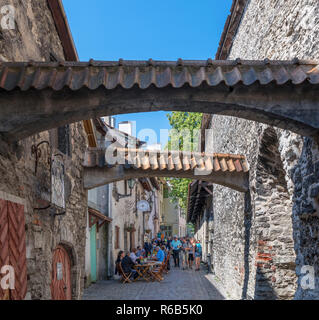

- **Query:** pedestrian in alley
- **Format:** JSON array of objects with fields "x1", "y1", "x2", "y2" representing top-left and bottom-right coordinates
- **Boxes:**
[
  {"x1": 181, "y1": 239, "x2": 188, "y2": 270},
  {"x1": 195, "y1": 240, "x2": 202, "y2": 271},
  {"x1": 166, "y1": 237, "x2": 172, "y2": 250},
  {"x1": 187, "y1": 239, "x2": 195, "y2": 270},
  {"x1": 144, "y1": 241, "x2": 151, "y2": 257},
  {"x1": 171, "y1": 235, "x2": 181, "y2": 268}
]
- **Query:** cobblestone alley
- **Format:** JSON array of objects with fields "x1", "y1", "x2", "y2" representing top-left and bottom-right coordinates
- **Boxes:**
[{"x1": 82, "y1": 265, "x2": 225, "y2": 300}]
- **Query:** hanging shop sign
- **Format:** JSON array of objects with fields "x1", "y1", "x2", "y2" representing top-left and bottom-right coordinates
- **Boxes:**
[
  {"x1": 51, "y1": 154, "x2": 65, "y2": 209},
  {"x1": 137, "y1": 200, "x2": 150, "y2": 212}
]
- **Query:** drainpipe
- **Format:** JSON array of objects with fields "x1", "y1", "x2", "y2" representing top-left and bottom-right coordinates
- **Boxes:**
[{"x1": 206, "y1": 252, "x2": 212, "y2": 274}]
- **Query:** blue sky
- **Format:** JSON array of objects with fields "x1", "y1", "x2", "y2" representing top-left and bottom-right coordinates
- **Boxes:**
[{"x1": 63, "y1": 0, "x2": 232, "y2": 146}]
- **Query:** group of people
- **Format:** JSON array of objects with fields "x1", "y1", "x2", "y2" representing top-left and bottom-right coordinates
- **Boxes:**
[
  {"x1": 169, "y1": 236, "x2": 202, "y2": 271},
  {"x1": 115, "y1": 244, "x2": 169, "y2": 280},
  {"x1": 115, "y1": 235, "x2": 202, "y2": 280},
  {"x1": 145, "y1": 235, "x2": 202, "y2": 271}
]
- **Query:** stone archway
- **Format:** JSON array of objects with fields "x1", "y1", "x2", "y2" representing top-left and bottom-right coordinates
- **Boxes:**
[{"x1": 0, "y1": 59, "x2": 319, "y2": 142}]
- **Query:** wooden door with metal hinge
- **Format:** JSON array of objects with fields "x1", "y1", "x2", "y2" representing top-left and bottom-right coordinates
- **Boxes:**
[{"x1": 51, "y1": 245, "x2": 72, "y2": 300}]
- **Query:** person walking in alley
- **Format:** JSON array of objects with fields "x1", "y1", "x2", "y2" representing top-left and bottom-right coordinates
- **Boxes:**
[
  {"x1": 171, "y1": 235, "x2": 181, "y2": 268},
  {"x1": 195, "y1": 240, "x2": 202, "y2": 271},
  {"x1": 188, "y1": 239, "x2": 195, "y2": 269},
  {"x1": 166, "y1": 237, "x2": 172, "y2": 250},
  {"x1": 144, "y1": 241, "x2": 151, "y2": 256},
  {"x1": 181, "y1": 239, "x2": 188, "y2": 270}
]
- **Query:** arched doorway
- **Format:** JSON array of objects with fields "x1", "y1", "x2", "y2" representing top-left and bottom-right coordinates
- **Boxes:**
[{"x1": 51, "y1": 245, "x2": 72, "y2": 300}]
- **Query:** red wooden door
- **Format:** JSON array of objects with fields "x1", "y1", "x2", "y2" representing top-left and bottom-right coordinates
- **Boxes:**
[
  {"x1": 51, "y1": 245, "x2": 72, "y2": 300},
  {"x1": 0, "y1": 199, "x2": 27, "y2": 300}
]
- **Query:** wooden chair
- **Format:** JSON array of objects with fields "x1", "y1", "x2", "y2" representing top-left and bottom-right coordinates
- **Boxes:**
[
  {"x1": 150, "y1": 263, "x2": 164, "y2": 282},
  {"x1": 152, "y1": 255, "x2": 169, "y2": 281},
  {"x1": 117, "y1": 262, "x2": 132, "y2": 284},
  {"x1": 163, "y1": 252, "x2": 171, "y2": 274}
]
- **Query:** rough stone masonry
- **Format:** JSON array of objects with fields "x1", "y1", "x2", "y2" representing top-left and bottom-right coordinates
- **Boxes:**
[
  {"x1": 0, "y1": 0, "x2": 88, "y2": 299},
  {"x1": 207, "y1": 0, "x2": 319, "y2": 300}
]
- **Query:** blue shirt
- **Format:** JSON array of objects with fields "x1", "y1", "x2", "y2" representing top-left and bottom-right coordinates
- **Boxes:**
[
  {"x1": 156, "y1": 249, "x2": 165, "y2": 262},
  {"x1": 171, "y1": 240, "x2": 181, "y2": 250},
  {"x1": 136, "y1": 250, "x2": 144, "y2": 257}
]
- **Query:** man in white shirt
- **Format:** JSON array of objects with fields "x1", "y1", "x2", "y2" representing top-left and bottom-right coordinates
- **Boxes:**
[{"x1": 130, "y1": 248, "x2": 139, "y2": 263}]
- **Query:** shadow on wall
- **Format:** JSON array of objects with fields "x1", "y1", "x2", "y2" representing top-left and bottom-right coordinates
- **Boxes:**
[
  {"x1": 254, "y1": 267, "x2": 277, "y2": 300},
  {"x1": 291, "y1": 137, "x2": 319, "y2": 299},
  {"x1": 241, "y1": 191, "x2": 252, "y2": 300},
  {"x1": 243, "y1": 127, "x2": 297, "y2": 300}
]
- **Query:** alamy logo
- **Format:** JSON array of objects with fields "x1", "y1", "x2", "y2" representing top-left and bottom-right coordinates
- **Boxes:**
[
  {"x1": 0, "y1": 265, "x2": 15, "y2": 290},
  {"x1": 1, "y1": 5, "x2": 15, "y2": 30},
  {"x1": 300, "y1": 265, "x2": 315, "y2": 290}
]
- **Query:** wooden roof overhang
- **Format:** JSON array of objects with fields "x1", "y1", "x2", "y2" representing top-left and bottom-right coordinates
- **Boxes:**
[
  {"x1": 83, "y1": 148, "x2": 249, "y2": 193},
  {"x1": 88, "y1": 207, "x2": 112, "y2": 232},
  {"x1": 187, "y1": 181, "x2": 213, "y2": 224}
]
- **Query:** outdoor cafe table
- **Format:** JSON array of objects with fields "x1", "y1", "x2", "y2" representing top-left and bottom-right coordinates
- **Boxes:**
[{"x1": 134, "y1": 261, "x2": 162, "y2": 282}]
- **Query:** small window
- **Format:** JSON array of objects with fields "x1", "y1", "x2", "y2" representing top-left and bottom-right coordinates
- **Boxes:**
[
  {"x1": 115, "y1": 226, "x2": 120, "y2": 249},
  {"x1": 49, "y1": 52, "x2": 58, "y2": 62},
  {"x1": 58, "y1": 125, "x2": 71, "y2": 156}
]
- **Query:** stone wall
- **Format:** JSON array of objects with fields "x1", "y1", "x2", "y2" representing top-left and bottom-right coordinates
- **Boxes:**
[
  {"x1": 0, "y1": 0, "x2": 88, "y2": 299},
  {"x1": 111, "y1": 180, "x2": 146, "y2": 273},
  {"x1": 209, "y1": 0, "x2": 319, "y2": 299}
]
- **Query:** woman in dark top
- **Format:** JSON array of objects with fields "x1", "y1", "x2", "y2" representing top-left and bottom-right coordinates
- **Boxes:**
[{"x1": 115, "y1": 250, "x2": 124, "y2": 275}]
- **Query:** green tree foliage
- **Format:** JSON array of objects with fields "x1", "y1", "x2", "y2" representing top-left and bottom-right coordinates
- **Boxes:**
[
  {"x1": 165, "y1": 112, "x2": 202, "y2": 211},
  {"x1": 166, "y1": 112, "x2": 202, "y2": 152}
]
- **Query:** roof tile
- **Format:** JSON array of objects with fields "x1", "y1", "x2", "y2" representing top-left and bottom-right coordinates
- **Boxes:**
[
  {"x1": 84, "y1": 147, "x2": 248, "y2": 176},
  {"x1": 0, "y1": 60, "x2": 318, "y2": 92}
]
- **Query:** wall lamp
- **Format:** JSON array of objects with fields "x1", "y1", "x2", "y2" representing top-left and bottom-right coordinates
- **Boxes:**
[{"x1": 113, "y1": 178, "x2": 136, "y2": 201}]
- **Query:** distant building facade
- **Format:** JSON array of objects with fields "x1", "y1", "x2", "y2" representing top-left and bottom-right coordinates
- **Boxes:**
[{"x1": 161, "y1": 184, "x2": 186, "y2": 238}]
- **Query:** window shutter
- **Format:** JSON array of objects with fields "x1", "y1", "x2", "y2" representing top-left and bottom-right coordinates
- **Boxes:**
[{"x1": 115, "y1": 226, "x2": 120, "y2": 249}]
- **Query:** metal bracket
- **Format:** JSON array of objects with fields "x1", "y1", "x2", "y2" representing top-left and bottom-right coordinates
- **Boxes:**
[{"x1": 33, "y1": 204, "x2": 66, "y2": 218}]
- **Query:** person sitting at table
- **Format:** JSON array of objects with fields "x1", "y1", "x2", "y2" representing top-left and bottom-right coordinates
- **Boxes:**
[
  {"x1": 136, "y1": 246, "x2": 144, "y2": 258},
  {"x1": 122, "y1": 252, "x2": 138, "y2": 279},
  {"x1": 115, "y1": 250, "x2": 124, "y2": 275},
  {"x1": 130, "y1": 248, "x2": 141, "y2": 264},
  {"x1": 153, "y1": 246, "x2": 165, "y2": 263}
]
